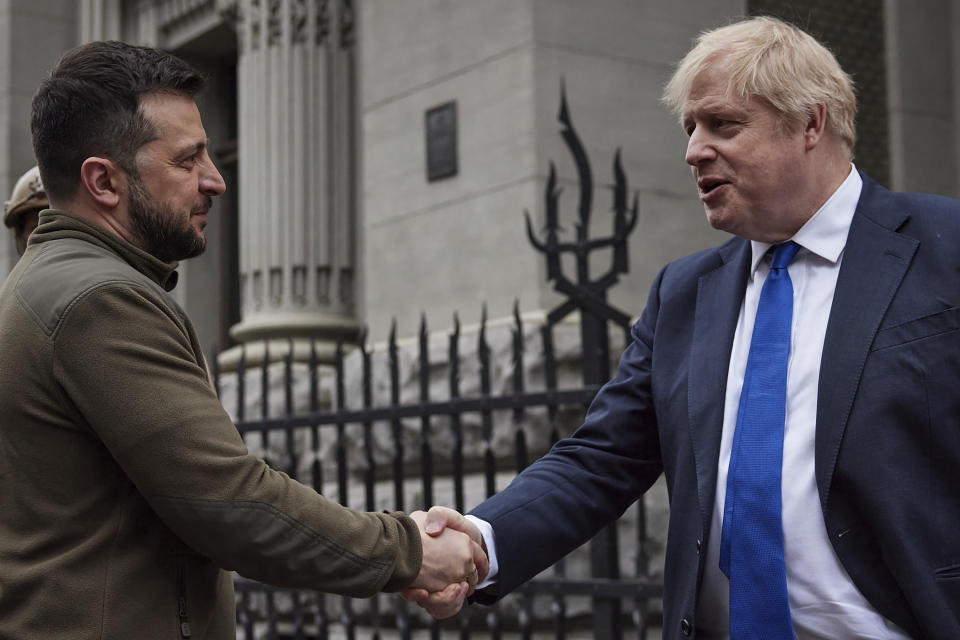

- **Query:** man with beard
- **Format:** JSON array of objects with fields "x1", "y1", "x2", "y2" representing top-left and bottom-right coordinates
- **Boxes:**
[{"x1": 0, "y1": 41, "x2": 485, "y2": 639}]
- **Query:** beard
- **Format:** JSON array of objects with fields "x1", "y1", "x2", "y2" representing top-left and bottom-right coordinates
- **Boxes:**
[{"x1": 127, "y1": 173, "x2": 210, "y2": 263}]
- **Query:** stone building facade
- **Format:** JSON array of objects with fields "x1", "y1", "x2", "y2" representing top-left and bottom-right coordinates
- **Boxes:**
[{"x1": 5, "y1": 0, "x2": 958, "y2": 358}]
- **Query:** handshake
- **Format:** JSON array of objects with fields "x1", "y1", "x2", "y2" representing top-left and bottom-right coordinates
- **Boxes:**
[{"x1": 402, "y1": 506, "x2": 488, "y2": 619}]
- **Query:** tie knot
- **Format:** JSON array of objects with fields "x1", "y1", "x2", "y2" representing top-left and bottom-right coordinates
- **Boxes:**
[{"x1": 770, "y1": 241, "x2": 800, "y2": 270}]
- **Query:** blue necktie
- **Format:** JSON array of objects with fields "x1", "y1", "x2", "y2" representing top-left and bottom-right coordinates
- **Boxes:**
[{"x1": 720, "y1": 241, "x2": 800, "y2": 640}]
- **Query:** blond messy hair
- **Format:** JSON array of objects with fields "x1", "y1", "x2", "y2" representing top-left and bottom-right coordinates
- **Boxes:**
[{"x1": 662, "y1": 16, "x2": 857, "y2": 154}]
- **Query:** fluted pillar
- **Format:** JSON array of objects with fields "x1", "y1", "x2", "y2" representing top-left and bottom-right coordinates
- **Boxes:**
[
  {"x1": 223, "y1": 0, "x2": 360, "y2": 366},
  {"x1": 78, "y1": 0, "x2": 122, "y2": 42}
]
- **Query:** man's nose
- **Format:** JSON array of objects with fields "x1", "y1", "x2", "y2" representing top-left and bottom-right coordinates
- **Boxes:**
[
  {"x1": 200, "y1": 157, "x2": 226, "y2": 196},
  {"x1": 684, "y1": 128, "x2": 716, "y2": 166}
]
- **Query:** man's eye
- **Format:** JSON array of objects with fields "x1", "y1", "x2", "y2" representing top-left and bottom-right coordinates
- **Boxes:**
[{"x1": 715, "y1": 118, "x2": 740, "y2": 130}]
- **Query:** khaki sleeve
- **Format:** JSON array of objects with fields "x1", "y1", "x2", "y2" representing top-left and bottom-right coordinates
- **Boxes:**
[{"x1": 52, "y1": 283, "x2": 421, "y2": 596}]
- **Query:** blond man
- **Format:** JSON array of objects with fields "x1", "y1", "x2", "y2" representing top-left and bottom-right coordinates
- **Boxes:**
[{"x1": 410, "y1": 16, "x2": 960, "y2": 640}]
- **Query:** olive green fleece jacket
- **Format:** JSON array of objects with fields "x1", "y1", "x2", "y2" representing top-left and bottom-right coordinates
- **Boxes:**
[{"x1": 0, "y1": 211, "x2": 422, "y2": 639}]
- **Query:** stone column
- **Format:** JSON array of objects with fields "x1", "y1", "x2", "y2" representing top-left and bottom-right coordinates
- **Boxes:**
[
  {"x1": 222, "y1": 0, "x2": 360, "y2": 367},
  {"x1": 78, "y1": 0, "x2": 121, "y2": 42}
]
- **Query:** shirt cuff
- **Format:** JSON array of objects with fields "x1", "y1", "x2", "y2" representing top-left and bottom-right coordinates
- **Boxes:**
[{"x1": 464, "y1": 514, "x2": 498, "y2": 588}]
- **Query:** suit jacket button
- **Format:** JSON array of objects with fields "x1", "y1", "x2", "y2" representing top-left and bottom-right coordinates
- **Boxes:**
[
  {"x1": 696, "y1": 539, "x2": 702, "y2": 554},
  {"x1": 681, "y1": 618, "x2": 692, "y2": 636}
]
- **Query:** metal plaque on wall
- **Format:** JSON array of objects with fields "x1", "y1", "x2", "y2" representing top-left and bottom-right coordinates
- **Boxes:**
[{"x1": 425, "y1": 101, "x2": 458, "y2": 181}]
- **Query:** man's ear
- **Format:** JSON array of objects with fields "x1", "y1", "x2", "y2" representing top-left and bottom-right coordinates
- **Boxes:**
[
  {"x1": 803, "y1": 103, "x2": 828, "y2": 150},
  {"x1": 79, "y1": 157, "x2": 122, "y2": 209}
]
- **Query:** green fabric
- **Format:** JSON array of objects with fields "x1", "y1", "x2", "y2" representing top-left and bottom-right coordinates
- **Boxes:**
[{"x1": 0, "y1": 211, "x2": 421, "y2": 639}]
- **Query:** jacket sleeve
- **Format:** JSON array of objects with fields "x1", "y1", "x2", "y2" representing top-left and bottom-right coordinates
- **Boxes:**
[
  {"x1": 469, "y1": 266, "x2": 667, "y2": 600},
  {"x1": 51, "y1": 282, "x2": 421, "y2": 597}
]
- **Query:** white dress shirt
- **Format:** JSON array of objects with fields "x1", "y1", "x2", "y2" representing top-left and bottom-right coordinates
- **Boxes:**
[{"x1": 472, "y1": 166, "x2": 909, "y2": 639}]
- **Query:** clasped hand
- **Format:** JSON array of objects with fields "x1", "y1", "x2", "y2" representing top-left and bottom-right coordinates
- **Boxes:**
[{"x1": 404, "y1": 506, "x2": 487, "y2": 619}]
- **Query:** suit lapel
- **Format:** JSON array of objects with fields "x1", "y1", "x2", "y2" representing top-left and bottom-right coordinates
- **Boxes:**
[
  {"x1": 688, "y1": 239, "x2": 750, "y2": 530},
  {"x1": 815, "y1": 176, "x2": 918, "y2": 512}
]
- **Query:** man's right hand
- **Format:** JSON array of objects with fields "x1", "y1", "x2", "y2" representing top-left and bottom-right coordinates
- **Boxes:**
[{"x1": 403, "y1": 506, "x2": 487, "y2": 619}]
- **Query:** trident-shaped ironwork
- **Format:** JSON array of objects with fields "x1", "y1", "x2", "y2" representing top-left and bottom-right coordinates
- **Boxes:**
[
  {"x1": 526, "y1": 87, "x2": 641, "y2": 640},
  {"x1": 525, "y1": 86, "x2": 639, "y2": 386}
]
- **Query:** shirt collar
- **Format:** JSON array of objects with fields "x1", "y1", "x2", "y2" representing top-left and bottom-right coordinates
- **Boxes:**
[{"x1": 749, "y1": 164, "x2": 862, "y2": 276}]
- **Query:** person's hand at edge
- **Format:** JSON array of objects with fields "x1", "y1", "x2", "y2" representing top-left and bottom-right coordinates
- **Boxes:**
[
  {"x1": 401, "y1": 506, "x2": 488, "y2": 619},
  {"x1": 401, "y1": 579, "x2": 471, "y2": 619},
  {"x1": 407, "y1": 508, "x2": 488, "y2": 594}
]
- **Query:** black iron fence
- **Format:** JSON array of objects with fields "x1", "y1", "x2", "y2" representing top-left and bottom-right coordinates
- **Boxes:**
[
  {"x1": 213, "y1": 88, "x2": 665, "y2": 639},
  {"x1": 213, "y1": 307, "x2": 663, "y2": 639}
]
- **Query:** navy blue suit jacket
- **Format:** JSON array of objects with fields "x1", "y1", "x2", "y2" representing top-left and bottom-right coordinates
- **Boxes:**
[{"x1": 471, "y1": 174, "x2": 960, "y2": 639}]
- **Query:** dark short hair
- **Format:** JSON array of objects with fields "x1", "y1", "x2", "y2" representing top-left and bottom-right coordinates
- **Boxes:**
[{"x1": 31, "y1": 40, "x2": 206, "y2": 203}]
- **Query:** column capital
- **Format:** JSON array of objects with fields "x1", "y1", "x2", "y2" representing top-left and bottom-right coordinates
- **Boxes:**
[{"x1": 222, "y1": 0, "x2": 337, "y2": 54}]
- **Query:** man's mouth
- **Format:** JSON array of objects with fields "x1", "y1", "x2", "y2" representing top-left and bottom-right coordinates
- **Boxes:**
[
  {"x1": 698, "y1": 177, "x2": 726, "y2": 193},
  {"x1": 697, "y1": 177, "x2": 730, "y2": 200},
  {"x1": 191, "y1": 197, "x2": 213, "y2": 218}
]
